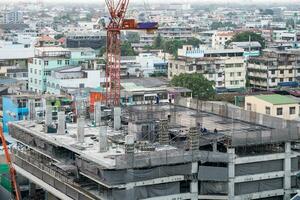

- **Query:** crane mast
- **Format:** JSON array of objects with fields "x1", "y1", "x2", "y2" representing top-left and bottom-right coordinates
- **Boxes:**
[
  {"x1": 105, "y1": 0, "x2": 129, "y2": 106},
  {"x1": 104, "y1": 0, "x2": 158, "y2": 106}
]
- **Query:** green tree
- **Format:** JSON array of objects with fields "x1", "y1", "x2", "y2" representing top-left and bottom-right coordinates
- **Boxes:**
[
  {"x1": 54, "y1": 34, "x2": 64, "y2": 40},
  {"x1": 226, "y1": 31, "x2": 266, "y2": 49},
  {"x1": 121, "y1": 41, "x2": 137, "y2": 56},
  {"x1": 186, "y1": 37, "x2": 201, "y2": 47},
  {"x1": 153, "y1": 34, "x2": 164, "y2": 48},
  {"x1": 98, "y1": 41, "x2": 137, "y2": 57},
  {"x1": 286, "y1": 18, "x2": 295, "y2": 29},
  {"x1": 126, "y1": 32, "x2": 140, "y2": 43},
  {"x1": 171, "y1": 73, "x2": 215, "y2": 100}
]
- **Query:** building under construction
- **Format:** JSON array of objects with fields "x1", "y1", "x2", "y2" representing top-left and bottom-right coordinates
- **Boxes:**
[{"x1": 7, "y1": 97, "x2": 300, "y2": 200}]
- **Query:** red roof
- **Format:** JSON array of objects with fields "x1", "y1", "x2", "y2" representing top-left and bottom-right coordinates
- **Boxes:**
[{"x1": 57, "y1": 37, "x2": 65, "y2": 43}]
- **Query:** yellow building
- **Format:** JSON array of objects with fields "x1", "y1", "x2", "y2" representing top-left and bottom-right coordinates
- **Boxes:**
[{"x1": 245, "y1": 94, "x2": 299, "y2": 120}]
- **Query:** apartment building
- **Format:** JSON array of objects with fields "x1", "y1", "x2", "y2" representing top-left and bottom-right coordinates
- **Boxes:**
[
  {"x1": 158, "y1": 25, "x2": 193, "y2": 40},
  {"x1": 169, "y1": 45, "x2": 246, "y2": 90},
  {"x1": 212, "y1": 31, "x2": 235, "y2": 49},
  {"x1": 46, "y1": 66, "x2": 103, "y2": 95},
  {"x1": 28, "y1": 47, "x2": 96, "y2": 93},
  {"x1": 248, "y1": 49, "x2": 300, "y2": 88}
]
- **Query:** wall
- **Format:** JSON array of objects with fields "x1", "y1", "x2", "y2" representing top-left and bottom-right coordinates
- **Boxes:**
[{"x1": 245, "y1": 96, "x2": 299, "y2": 120}]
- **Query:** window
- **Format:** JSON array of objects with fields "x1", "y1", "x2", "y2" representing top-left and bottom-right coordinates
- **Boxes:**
[
  {"x1": 34, "y1": 79, "x2": 37, "y2": 84},
  {"x1": 169, "y1": 63, "x2": 172, "y2": 68},
  {"x1": 237, "y1": 72, "x2": 242, "y2": 76},
  {"x1": 34, "y1": 69, "x2": 37, "y2": 74},
  {"x1": 290, "y1": 107, "x2": 296, "y2": 115},
  {"x1": 277, "y1": 108, "x2": 283, "y2": 116},
  {"x1": 247, "y1": 103, "x2": 252, "y2": 111},
  {"x1": 280, "y1": 78, "x2": 284, "y2": 82},
  {"x1": 39, "y1": 60, "x2": 41, "y2": 65},
  {"x1": 230, "y1": 81, "x2": 234, "y2": 85},
  {"x1": 39, "y1": 70, "x2": 41, "y2": 75},
  {"x1": 271, "y1": 70, "x2": 275, "y2": 74},
  {"x1": 218, "y1": 81, "x2": 222, "y2": 86},
  {"x1": 298, "y1": 69, "x2": 300, "y2": 73},
  {"x1": 57, "y1": 60, "x2": 62, "y2": 65},
  {"x1": 289, "y1": 69, "x2": 293, "y2": 73},
  {"x1": 34, "y1": 59, "x2": 37, "y2": 64},
  {"x1": 235, "y1": 80, "x2": 239, "y2": 85},
  {"x1": 30, "y1": 78, "x2": 33, "y2": 83},
  {"x1": 218, "y1": 73, "x2": 222, "y2": 77},
  {"x1": 230, "y1": 72, "x2": 234, "y2": 77},
  {"x1": 280, "y1": 70, "x2": 284, "y2": 74},
  {"x1": 44, "y1": 61, "x2": 49, "y2": 66},
  {"x1": 30, "y1": 68, "x2": 33, "y2": 73},
  {"x1": 272, "y1": 78, "x2": 276, "y2": 83},
  {"x1": 189, "y1": 66, "x2": 193, "y2": 71},
  {"x1": 209, "y1": 74, "x2": 213, "y2": 78},
  {"x1": 265, "y1": 106, "x2": 270, "y2": 115},
  {"x1": 289, "y1": 78, "x2": 293, "y2": 82}
]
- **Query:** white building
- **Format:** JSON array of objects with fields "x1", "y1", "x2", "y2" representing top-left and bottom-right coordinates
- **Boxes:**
[
  {"x1": 212, "y1": 31, "x2": 235, "y2": 49},
  {"x1": 46, "y1": 66, "x2": 104, "y2": 94},
  {"x1": 169, "y1": 45, "x2": 246, "y2": 90}
]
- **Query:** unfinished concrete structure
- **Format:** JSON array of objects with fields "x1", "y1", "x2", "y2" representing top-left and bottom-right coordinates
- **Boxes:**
[{"x1": 7, "y1": 97, "x2": 300, "y2": 200}]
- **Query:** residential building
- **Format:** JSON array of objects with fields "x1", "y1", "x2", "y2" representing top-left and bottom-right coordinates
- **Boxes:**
[
  {"x1": 28, "y1": 47, "x2": 96, "y2": 93},
  {"x1": 248, "y1": 49, "x2": 300, "y2": 88},
  {"x1": 0, "y1": 11, "x2": 23, "y2": 24},
  {"x1": 245, "y1": 94, "x2": 299, "y2": 120},
  {"x1": 229, "y1": 41, "x2": 261, "y2": 57},
  {"x1": 158, "y1": 25, "x2": 193, "y2": 40},
  {"x1": 46, "y1": 66, "x2": 103, "y2": 95},
  {"x1": 65, "y1": 31, "x2": 106, "y2": 49},
  {"x1": 212, "y1": 31, "x2": 235, "y2": 48},
  {"x1": 169, "y1": 45, "x2": 246, "y2": 90}
]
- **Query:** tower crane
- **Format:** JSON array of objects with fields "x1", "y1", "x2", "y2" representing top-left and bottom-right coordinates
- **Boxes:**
[
  {"x1": 0, "y1": 126, "x2": 21, "y2": 200},
  {"x1": 105, "y1": 0, "x2": 158, "y2": 106}
]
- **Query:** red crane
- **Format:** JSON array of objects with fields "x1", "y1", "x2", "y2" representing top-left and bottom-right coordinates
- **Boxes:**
[
  {"x1": 0, "y1": 126, "x2": 21, "y2": 200},
  {"x1": 105, "y1": 0, "x2": 158, "y2": 106}
]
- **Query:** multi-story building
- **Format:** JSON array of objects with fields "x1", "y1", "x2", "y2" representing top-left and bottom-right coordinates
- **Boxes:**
[
  {"x1": 212, "y1": 31, "x2": 235, "y2": 49},
  {"x1": 28, "y1": 47, "x2": 96, "y2": 93},
  {"x1": 245, "y1": 94, "x2": 299, "y2": 120},
  {"x1": 8, "y1": 97, "x2": 300, "y2": 200},
  {"x1": 169, "y1": 45, "x2": 246, "y2": 90},
  {"x1": 46, "y1": 66, "x2": 104, "y2": 95},
  {"x1": 158, "y1": 25, "x2": 193, "y2": 40},
  {"x1": 65, "y1": 31, "x2": 106, "y2": 49},
  {"x1": 248, "y1": 49, "x2": 300, "y2": 88},
  {"x1": 0, "y1": 11, "x2": 23, "y2": 24}
]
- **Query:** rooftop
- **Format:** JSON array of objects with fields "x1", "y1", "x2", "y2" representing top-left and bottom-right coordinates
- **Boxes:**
[{"x1": 255, "y1": 94, "x2": 299, "y2": 105}]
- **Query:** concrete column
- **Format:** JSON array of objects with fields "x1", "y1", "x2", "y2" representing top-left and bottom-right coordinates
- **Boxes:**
[
  {"x1": 228, "y1": 148, "x2": 235, "y2": 200},
  {"x1": 284, "y1": 142, "x2": 291, "y2": 200},
  {"x1": 99, "y1": 126, "x2": 108, "y2": 152},
  {"x1": 190, "y1": 162, "x2": 198, "y2": 200},
  {"x1": 28, "y1": 99, "x2": 36, "y2": 120},
  {"x1": 57, "y1": 111, "x2": 65, "y2": 135},
  {"x1": 29, "y1": 182, "x2": 36, "y2": 199},
  {"x1": 94, "y1": 102, "x2": 102, "y2": 126},
  {"x1": 77, "y1": 117, "x2": 85, "y2": 143},
  {"x1": 45, "y1": 105, "x2": 52, "y2": 126},
  {"x1": 114, "y1": 107, "x2": 121, "y2": 130},
  {"x1": 212, "y1": 141, "x2": 217, "y2": 152}
]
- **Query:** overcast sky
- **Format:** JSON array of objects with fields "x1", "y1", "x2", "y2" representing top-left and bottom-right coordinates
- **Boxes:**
[{"x1": 1, "y1": 0, "x2": 300, "y2": 2}]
